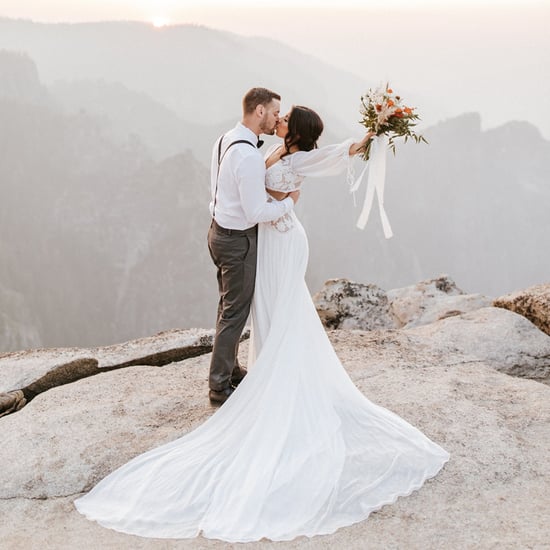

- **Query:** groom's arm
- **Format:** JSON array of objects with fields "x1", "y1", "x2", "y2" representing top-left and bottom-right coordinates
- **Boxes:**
[{"x1": 236, "y1": 153, "x2": 294, "y2": 224}]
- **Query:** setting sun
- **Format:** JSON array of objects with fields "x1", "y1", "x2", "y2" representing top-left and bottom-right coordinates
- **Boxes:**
[{"x1": 152, "y1": 17, "x2": 169, "y2": 28}]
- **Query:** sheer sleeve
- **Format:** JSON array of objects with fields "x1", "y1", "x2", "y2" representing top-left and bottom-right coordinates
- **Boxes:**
[{"x1": 287, "y1": 139, "x2": 355, "y2": 177}]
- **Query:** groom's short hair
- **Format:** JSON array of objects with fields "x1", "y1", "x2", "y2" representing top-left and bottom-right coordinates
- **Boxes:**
[{"x1": 242, "y1": 87, "x2": 281, "y2": 114}]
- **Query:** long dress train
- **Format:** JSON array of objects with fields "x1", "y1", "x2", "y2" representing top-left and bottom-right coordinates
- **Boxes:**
[{"x1": 74, "y1": 141, "x2": 449, "y2": 542}]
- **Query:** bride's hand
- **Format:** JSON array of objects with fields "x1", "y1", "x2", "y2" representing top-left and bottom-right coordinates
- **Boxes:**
[
  {"x1": 365, "y1": 130, "x2": 376, "y2": 141},
  {"x1": 349, "y1": 131, "x2": 376, "y2": 156}
]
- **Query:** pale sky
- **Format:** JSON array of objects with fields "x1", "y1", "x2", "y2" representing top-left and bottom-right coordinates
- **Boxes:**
[
  {"x1": 1, "y1": 0, "x2": 547, "y2": 24},
  {"x1": 1, "y1": 0, "x2": 549, "y2": 137},
  {"x1": 1, "y1": 0, "x2": 547, "y2": 20}
]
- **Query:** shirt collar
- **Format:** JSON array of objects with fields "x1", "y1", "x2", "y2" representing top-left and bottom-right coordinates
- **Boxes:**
[{"x1": 236, "y1": 122, "x2": 259, "y2": 144}]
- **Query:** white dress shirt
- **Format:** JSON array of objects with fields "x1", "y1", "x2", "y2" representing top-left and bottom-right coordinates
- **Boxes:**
[{"x1": 209, "y1": 122, "x2": 294, "y2": 230}]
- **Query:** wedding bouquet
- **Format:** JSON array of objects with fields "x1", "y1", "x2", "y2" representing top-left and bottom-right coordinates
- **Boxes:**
[
  {"x1": 358, "y1": 84, "x2": 426, "y2": 161},
  {"x1": 350, "y1": 84, "x2": 426, "y2": 237}
]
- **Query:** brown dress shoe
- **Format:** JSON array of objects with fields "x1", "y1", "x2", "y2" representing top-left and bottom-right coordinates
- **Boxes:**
[
  {"x1": 209, "y1": 386, "x2": 234, "y2": 405},
  {"x1": 231, "y1": 365, "x2": 247, "y2": 387}
]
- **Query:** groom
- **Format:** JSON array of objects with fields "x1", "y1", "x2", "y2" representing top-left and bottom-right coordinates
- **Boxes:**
[{"x1": 207, "y1": 87, "x2": 300, "y2": 404}]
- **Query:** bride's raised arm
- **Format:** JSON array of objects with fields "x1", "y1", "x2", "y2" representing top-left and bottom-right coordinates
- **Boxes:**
[{"x1": 285, "y1": 131, "x2": 374, "y2": 178}]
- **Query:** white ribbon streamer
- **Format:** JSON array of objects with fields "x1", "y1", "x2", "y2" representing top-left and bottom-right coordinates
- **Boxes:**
[{"x1": 351, "y1": 135, "x2": 393, "y2": 239}]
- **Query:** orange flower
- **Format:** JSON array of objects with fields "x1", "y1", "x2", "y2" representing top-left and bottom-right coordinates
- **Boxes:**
[
  {"x1": 387, "y1": 88, "x2": 393, "y2": 93},
  {"x1": 404, "y1": 107, "x2": 413, "y2": 115},
  {"x1": 375, "y1": 104, "x2": 382, "y2": 112},
  {"x1": 395, "y1": 108, "x2": 403, "y2": 114},
  {"x1": 387, "y1": 99, "x2": 394, "y2": 107}
]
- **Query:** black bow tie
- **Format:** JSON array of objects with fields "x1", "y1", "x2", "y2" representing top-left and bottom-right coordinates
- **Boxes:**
[{"x1": 257, "y1": 139, "x2": 264, "y2": 149}]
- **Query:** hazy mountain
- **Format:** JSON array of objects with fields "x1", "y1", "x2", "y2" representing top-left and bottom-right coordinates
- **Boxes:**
[
  {"x1": 0, "y1": 49, "x2": 46, "y2": 103},
  {"x1": 49, "y1": 79, "x2": 228, "y2": 163},
  {"x1": 0, "y1": 18, "x2": 365, "y2": 133},
  {"x1": 0, "y1": 51, "x2": 217, "y2": 350},
  {"x1": 0, "y1": 24, "x2": 549, "y2": 352},
  {"x1": 0, "y1": 241, "x2": 42, "y2": 351}
]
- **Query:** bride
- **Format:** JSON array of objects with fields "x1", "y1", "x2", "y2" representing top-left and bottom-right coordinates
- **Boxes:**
[{"x1": 75, "y1": 105, "x2": 449, "y2": 543}]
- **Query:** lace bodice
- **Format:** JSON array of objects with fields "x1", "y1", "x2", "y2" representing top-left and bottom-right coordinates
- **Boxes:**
[
  {"x1": 265, "y1": 157, "x2": 305, "y2": 193},
  {"x1": 265, "y1": 153, "x2": 304, "y2": 232}
]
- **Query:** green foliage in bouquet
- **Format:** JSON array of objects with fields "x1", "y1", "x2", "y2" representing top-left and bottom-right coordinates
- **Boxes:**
[{"x1": 359, "y1": 84, "x2": 428, "y2": 161}]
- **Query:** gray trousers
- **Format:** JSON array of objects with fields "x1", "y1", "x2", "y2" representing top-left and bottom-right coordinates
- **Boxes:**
[{"x1": 207, "y1": 219, "x2": 257, "y2": 391}]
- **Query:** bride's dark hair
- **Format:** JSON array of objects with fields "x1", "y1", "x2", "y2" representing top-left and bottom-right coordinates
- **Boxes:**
[{"x1": 282, "y1": 106, "x2": 324, "y2": 157}]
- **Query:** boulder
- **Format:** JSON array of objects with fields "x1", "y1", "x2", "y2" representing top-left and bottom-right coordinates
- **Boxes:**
[
  {"x1": 403, "y1": 307, "x2": 550, "y2": 382},
  {"x1": 314, "y1": 275, "x2": 492, "y2": 332},
  {"x1": 327, "y1": 306, "x2": 550, "y2": 384},
  {"x1": 0, "y1": 328, "x2": 218, "y2": 417},
  {"x1": 388, "y1": 275, "x2": 492, "y2": 328},
  {"x1": 494, "y1": 283, "x2": 550, "y2": 336},
  {"x1": 313, "y1": 278, "x2": 395, "y2": 330}
]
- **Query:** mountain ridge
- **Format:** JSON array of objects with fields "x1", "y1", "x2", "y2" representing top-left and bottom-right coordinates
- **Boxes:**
[
  {"x1": 0, "y1": 47, "x2": 548, "y2": 352},
  {"x1": 0, "y1": 17, "x2": 366, "y2": 131}
]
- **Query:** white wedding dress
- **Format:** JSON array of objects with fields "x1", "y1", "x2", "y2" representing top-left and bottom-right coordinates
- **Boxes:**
[{"x1": 75, "y1": 141, "x2": 449, "y2": 542}]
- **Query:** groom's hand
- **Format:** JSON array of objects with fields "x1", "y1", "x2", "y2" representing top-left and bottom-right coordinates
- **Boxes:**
[{"x1": 289, "y1": 190, "x2": 300, "y2": 204}]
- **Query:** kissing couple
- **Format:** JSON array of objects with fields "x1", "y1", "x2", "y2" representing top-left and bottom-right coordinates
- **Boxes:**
[{"x1": 75, "y1": 87, "x2": 449, "y2": 543}]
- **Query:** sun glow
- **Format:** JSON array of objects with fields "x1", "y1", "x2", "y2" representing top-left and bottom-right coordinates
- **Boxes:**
[{"x1": 152, "y1": 17, "x2": 170, "y2": 28}]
